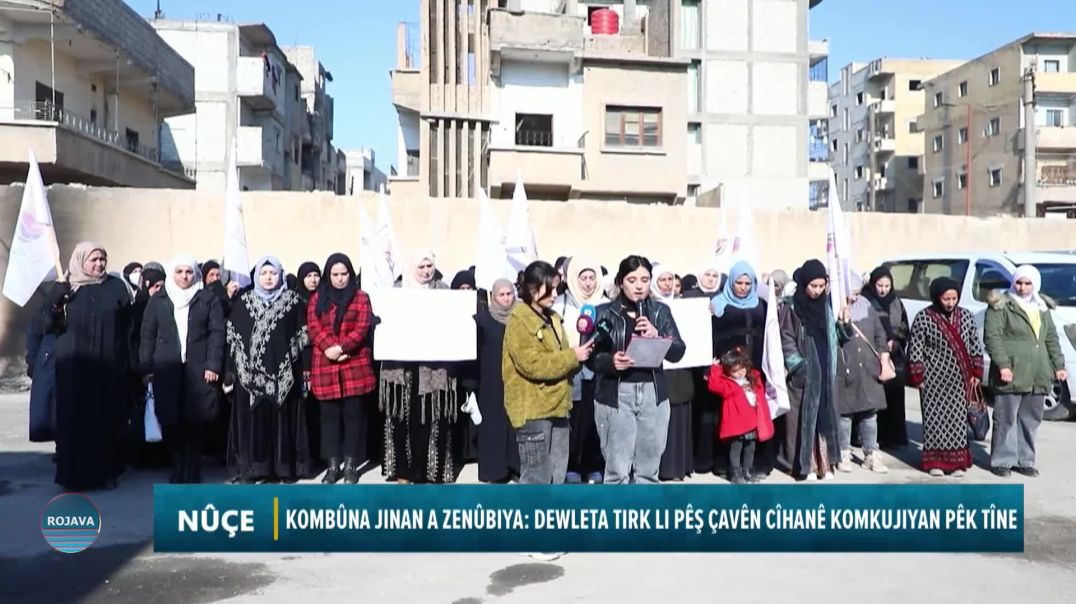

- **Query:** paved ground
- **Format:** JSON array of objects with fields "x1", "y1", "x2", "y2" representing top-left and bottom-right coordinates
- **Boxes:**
[{"x1": 1, "y1": 389, "x2": 1074, "y2": 604}]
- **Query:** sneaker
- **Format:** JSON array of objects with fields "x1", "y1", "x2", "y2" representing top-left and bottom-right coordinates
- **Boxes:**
[
  {"x1": 1012, "y1": 467, "x2": 1040, "y2": 478},
  {"x1": 805, "y1": 474, "x2": 818, "y2": 482},
  {"x1": 730, "y1": 471, "x2": 746, "y2": 485},
  {"x1": 951, "y1": 469, "x2": 966, "y2": 478},
  {"x1": 526, "y1": 553, "x2": 563, "y2": 562},
  {"x1": 836, "y1": 450, "x2": 855, "y2": 473},
  {"x1": 586, "y1": 472, "x2": 604, "y2": 484},
  {"x1": 822, "y1": 472, "x2": 835, "y2": 481},
  {"x1": 990, "y1": 467, "x2": 1011, "y2": 477},
  {"x1": 864, "y1": 452, "x2": 889, "y2": 474},
  {"x1": 565, "y1": 472, "x2": 583, "y2": 484},
  {"x1": 928, "y1": 468, "x2": 944, "y2": 477}
]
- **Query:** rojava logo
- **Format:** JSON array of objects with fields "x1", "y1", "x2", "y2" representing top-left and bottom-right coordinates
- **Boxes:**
[{"x1": 41, "y1": 493, "x2": 101, "y2": 554}]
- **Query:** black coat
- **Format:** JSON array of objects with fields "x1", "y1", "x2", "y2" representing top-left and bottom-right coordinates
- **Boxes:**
[
  {"x1": 139, "y1": 288, "x2": 226, "y2": 426},
  {"x1": 26, "y1": 300, "x2": 57, "y2": 442},
  {"x1": 711, "y1": 301, "x2": 767, "y2": 368},
  {"x1": 473, "y1": 310, "x2": 519, "y2": 482}
]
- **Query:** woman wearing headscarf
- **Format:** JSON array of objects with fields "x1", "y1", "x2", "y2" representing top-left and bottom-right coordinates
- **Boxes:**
[
  {"x1": 860, "y1": 266, "x2": 911, "y2": 448},
  {"x1": 703, "y1": 260, "x2": 771, "y2": 479},
  {"x1": 686, "y1": 260, "x2": 724, "y2": 300},
  {"x1": 645, "y1": 262, "x2": 694, "y2": 482},
  {"x1": 127, "y1": 266, "x2": 167, "y2": 468},
  {"x1": 139, "y1": 254, "x2": 225, "y2": 483},
  {"x1": 553, "y1": 257, "x2": 609, "y2": 483},
  {"x1": 308, "y1": 254, "x2": 375, "y2": 484},
  {"x1": 380, "y1": 251, "x2": 461, "y2": 483},
  {"x1": 473, "y1": 279, "x2": 521, "y2": 482},
  {"x1": 984, "y1": 265, "x2": 1065, "y2": 478},
  {"x1": 834, "y1": 274, "x2": 891, "y2": 474},
  {"x1": 777, "y1": 259, "x2": 847, "y2": 481},
  {"x1": 122, "y1": 262, "x2": 143, "y2": 300},
  {"x1": 451, "y1": 270, "x2": 482, "y2": 464},
  {"x1": 908, "y1": 277, "x2": 983, "y2": 477},
  {"x1": 225, "y1": 256, "x2": 310, "y2": 483},
  {"x1": 588, "y1": 256, "x2": 686, "y2": 484},
  {"x1": 293, "y1": 260, "x2": 321, "y2": 470},
  {"x1": 44, "y1": 242, "x2": 132, "y2": 490}
]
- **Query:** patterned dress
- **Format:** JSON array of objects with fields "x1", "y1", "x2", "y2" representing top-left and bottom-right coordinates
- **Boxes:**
[{"x1": 908, "y1": 307, "x2": 984, "y2": 473}]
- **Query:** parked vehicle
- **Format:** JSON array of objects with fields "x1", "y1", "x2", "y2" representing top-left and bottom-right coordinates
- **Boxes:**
[{"x1": 879, "y1": 252, "x2": 1076, "y2": 421}]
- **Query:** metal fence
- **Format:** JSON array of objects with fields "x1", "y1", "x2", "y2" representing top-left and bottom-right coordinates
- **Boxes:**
[{"x1": 6, "y1": 101, "x2": 162, "y2": 165}]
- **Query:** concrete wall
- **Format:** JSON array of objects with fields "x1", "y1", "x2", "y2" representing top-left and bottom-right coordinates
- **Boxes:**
[{"x1": 491, "y1": 60, "x2": 583, "y2": 148}]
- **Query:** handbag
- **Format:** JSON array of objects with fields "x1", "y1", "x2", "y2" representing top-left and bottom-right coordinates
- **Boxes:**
[
  {"x1": 144, "y1": 384, "x2": 163, "y2": 443},
  {"x1": 967, "y1": 385, "x2": 990, "y2": 441},
  {"x1": 850, "y1": 322, "x2": 897, "y2": 382}
]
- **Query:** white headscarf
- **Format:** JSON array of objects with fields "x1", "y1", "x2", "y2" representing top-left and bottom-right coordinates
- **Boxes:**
[
  {"x1": 1010, "y1": 264, "x2": 1048, "y2": 311},
  {"x1": 165, "y1": 253, "x2": 203, "y2": 363},
  {"x1": 563, "y1": 256, "x2": 605, "y2": 307},
  {"x1": 650, "y1": 262, "x2": 677, "y2": 302},
  {"x1": 697, "y1": 258, "x2": 723, "y2": 295},
  {"x1": 404, "y1": 250, "x2": 436, "y2": 289}
]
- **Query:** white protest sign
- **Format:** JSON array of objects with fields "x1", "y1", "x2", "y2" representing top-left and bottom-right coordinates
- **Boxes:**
[
  {"x1": 662, "y1": 297, "x2": 713, "y2": 370},
  {"x1": 367, "y1": 287, "x2": 477, "y2": 361}
]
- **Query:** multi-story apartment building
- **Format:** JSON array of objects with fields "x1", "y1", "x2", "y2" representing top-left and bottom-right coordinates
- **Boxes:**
[
  {"x1": 151, "y1": 17, "x2": 308, "y2": 192},
  {"x1": 390, "y1": 0, "x2": 688, "y2": 203},
  {"x1": 283, "y1": 46, "x2": 340, "y2": 193},
  {"x1": 672, "y1": 0, "x2": 829, "y2": 209},
  {"x1": 0, "y1": 0, "x2": 195, "y2": 188},
  {"x1": 919, "y1": 33, "x2": 1076, "y2": 217},
  {"x1": 828, "y1": 58, "x2": 963, "y2": 212},
  {"x1": 341, "y1": 148, "x2": 387, "y2": 195}
]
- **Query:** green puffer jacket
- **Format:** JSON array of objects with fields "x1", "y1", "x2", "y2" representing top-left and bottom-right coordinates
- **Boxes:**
[{"x1": 983, "y1": 292, "x2": 1065, "y2": 395}]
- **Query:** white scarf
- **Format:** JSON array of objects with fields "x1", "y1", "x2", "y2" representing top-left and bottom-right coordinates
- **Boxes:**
[
  {"x1": 1009, "y1": 264, "x2": 1048, "y2": 312},
  {"x1": 650, "y1": 262, "x2": 677, "y2": 302},
  {"x1": 165, "y1": 253, "x2": 203, "y2": 363}
]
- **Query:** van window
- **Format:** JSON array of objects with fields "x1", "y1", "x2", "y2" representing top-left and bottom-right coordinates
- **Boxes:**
[
  {"x1": 1035, "y1": 264, "x2": 1076, "y2": 306},
  {"x1": 886, "y1": 260, "x2": 969, "y2": 301},
  {"x1": 973, "y1": 262, "x2": 1010, "y2": 302}
]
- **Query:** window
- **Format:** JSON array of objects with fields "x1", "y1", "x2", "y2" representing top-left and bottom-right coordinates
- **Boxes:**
[
  {"x1": 605, "y1": 106, "x2": 662, "y2": 148},
  {"x1": 886, "y1": 260, "x2": 969, "y2": 301},
  {"x1": 932, "y1": 178, "x2": 944, "y2": 198},
  {"x1": 830, "y1": 104, "x2": 838, "y2": 118},
  {"x1": 843, "y1": 108, "x2": 850, "y2": 130},
  {"x1": 956, "y1": 172, "x2": 967, "y2": 190},
  {"x1": 989, "y1": 167, "x2": 1003, "y2": 187},
  {"x1": 516, "y1": 113, "x2": 553, "y2": 147},
  {"x1": 989, "y1": 67, "x2": 1001, "y2": 86},
  {"x1": 908, "y1": 120, "x2": 919, "y2": 134},
  {"x1": 406, "y1": 149, "x2": 420, "y2": 176},
  {"x1": 958, "y1": 127, "x2": 968, "y2": 144},
  {"x1": 34, "y1": 82, "x2": 64, "y2": 120},
  {"x1": 125, "y1": 128, "x2": 139, "y2": 153},
  {"x1": 985, "y1": 117, "x2": 1000, "y2": 137},
  {"x1": 843, "y1": 143, "x2": 849, "y2": 163},
  {"x1": 1046, "y1": 109, "x2": 1064, "y2": 127},
  {"x1": 831, "y1": 137, "x2": 839, "y2": 152},
  {"x1": 933, "y1": 92, "x2": 943, "y2": 108},
  {"x1": 958, "y1": 81, "x2": 968, "y2": 97},
  {"x1": 294, "y1": 84, "x2": 300, "y2": 102},
  {"x1": 908, "y1": 156, "x2": 919, "y2": 170},
  {"x1": 688, "y1": 122, "x2": 701, "y2": 144},
  {"x1": 933, "y1": 135, "x2": 944, "y2": 152},
  {"x1": 856, "y1": 92, "x2": 864, "y2": 106},
  {"x1": 1044, "y1": 59, "x2": 1061, "y2": 73},
  {"x1": 973, "y1": 262, "x2": 1011, "y2": 302},
  {"x1": 855, "y1": 165, "x2": 864, "y2": 179},
  {"x1": 907, "y1": 198, "x2": 921, "y2": 213},
  {"x1": 680, "y1": 0, "x2": 701, "y2": 50},
  {"x1": 687, "y1": 184, "x2": 700, "y2": 197},
  {"x1": 909, "y1": 79, "x2": 922, "y2": 91},
  {"x1": 687, "y1": 61, "x2": 700, "y2": 113},
  {"x1": 856, "y1": 128, "x2": 864, "y2": 143}
]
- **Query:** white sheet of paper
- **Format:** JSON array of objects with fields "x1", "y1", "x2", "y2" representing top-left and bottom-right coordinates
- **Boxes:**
[
  {"x1": 626, "y1": 337, "x2": 674, "y2": 369},
  {"x1": 662, "y1": 298, "x2": 713, "y2": 370},
  {"x1": 367, "y1": 287, "x2": 477, "y2": 361}
]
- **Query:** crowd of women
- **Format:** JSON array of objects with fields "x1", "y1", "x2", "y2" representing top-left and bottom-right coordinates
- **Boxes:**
[{"x1": 26, "y1": 240, "x2": 1064, "y2": 491}]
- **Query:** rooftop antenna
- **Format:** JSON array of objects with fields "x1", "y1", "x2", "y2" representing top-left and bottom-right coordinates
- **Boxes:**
[{"x1": 153, "y1": 0, "x2": 164, "y2": 19}]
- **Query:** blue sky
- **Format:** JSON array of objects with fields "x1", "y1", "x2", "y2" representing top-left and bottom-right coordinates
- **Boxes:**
[{"x1": 129, "y1": 0, "x2": 1071, "y2": 174}]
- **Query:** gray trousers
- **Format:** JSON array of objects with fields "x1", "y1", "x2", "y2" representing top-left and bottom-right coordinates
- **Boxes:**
[
  {"x1": 990, "y1": 393, "x2": 1045, "y2": 469},
  {"x1": 595, "y1": 382, "x2": 670, "y2": 484},
  {"x1": 839, "y1": 411, "x2": 879, "y2": 454},
  {"x1": 517, "y1": 418, "x2": 570, "y2": 484}
]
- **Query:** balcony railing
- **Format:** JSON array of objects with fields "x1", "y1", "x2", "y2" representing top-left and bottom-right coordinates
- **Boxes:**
[
  {"x1": 6, "y1": 101, "x2": 161, "y2": 165},
  {"x1": 1041, "y1": 165, "x2": 1076, "y2": 186},
  {"x1": 515, "y1": 129, "x2": 553, "y2": 147}
]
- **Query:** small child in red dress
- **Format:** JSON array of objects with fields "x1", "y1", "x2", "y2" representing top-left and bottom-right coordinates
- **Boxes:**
[{"x1": 708, "y1": 347, "x2": 775, "y2": 484}]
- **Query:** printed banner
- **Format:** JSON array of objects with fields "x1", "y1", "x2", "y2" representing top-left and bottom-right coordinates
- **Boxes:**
[
  {"x1": 154, "y1": 484, "x2": 1023, "y2": 553},
  {"x1": 367, "y1": 287, "x2": 477, "y2": 361}
]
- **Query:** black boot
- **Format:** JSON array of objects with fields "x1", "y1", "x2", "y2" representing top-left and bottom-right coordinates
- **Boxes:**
[
  {"x1": 322, "y1": 458, "x2": 343, "y2": 484},
  {"x1": 343, "y1": 457, "x2": 360, "y2": 484}
]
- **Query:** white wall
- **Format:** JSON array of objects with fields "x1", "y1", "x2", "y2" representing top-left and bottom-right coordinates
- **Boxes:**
[
  {"x1": 706, "y1": 60, "x2": 748, "y2": 113},
  {"x1": 707, "y1": 0, "x2": 748, "y2": 51},
  {"x1": 492, "y1": 60, "x2": 582, "y2": 148},
  {"x1": 157, "y1": 28, "x2": 231, "y2": 95},
  {"x1": 752, "y1": 125, "x2": 798, "y2": 177},
  {"x1": 707, "y1": 123, "x2": 748, "y2": 177},
  {"x1": 0, "y1": 17, "x2": 14, "y2": 117},
  {"x1": 752, "y1": 0, "x2": 798, "y2": 53},
  {"x1": 1036, "y1": 99, "x2": 1071, "y2": 126},
  {"x1": 753, "y1": 62, "x2": 798, "y2": 115}
]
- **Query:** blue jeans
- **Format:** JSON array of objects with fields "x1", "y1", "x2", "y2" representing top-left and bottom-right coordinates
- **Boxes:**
[
  {"x1": 517, "y1": 418, "x2": 570, "y2": 484},
  {"x1": 839, "y1": 411, "x2": 879, "y2": 454},
  {"x1": 595, "y1": 382, "x2": 670, "y2": 484}
]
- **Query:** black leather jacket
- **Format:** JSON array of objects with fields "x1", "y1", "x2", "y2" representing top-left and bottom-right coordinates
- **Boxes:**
[{"x1": 586, "y1": 297, "x2": 686, "y2": 408}]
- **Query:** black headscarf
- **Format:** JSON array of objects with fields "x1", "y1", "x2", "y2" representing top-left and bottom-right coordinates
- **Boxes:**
[
  {"x1": 450, "y1": 270, "x2": 476, "y2": 290},
  {"x1": 681, "y1": 274, "x2": 698, "y2": 292},
  {"x1": 200, "y1": 260, "x2": 221, "y2": 284},
  {"x1": 862, "y1": 266, "x2": 898, "y2": 339},
  {"x1": 294, "y1": 261, "x2": 321, "y2": 304},
  {"x1": 792, "y1": 259, "x2": 829, "y2": 340},
  {"x1": 136, "y1": 267, "x2": 166, "y2": 303},
  {"x1": 929, "y1": 277, "x2": 961, "y2": 317},
  {"x1": 315, "y1": 253, "x2": 358, "y2": 333}
]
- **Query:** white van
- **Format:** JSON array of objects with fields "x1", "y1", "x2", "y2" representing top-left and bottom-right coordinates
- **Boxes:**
[{"x1": 879, "y1": 252, "x2": 1076, "y2": 421}]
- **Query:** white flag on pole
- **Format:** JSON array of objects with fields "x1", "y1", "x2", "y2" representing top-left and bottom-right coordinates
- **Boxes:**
[
  {"x1": 505, "y1": 174, "x2": 538, "y2": 272},
  {"x1": 359, "y1": 202, "x2": 383, "y2": 287},
  {"x1": 731, "y1": 184, "x2": 758, "y2": 268},
  {"x1": 761, "y1": 277, "x2": 791, "y2": 419},
  {"x1": 374, "y1": 191, "x2": 402, "y2": 286},
  {"x1": 222, "y1": 146, "x2": 250, "y2": 286},
  {"x1": 826, "y1": 167, "x2": 853, "y2": 311},
  {"x1": 3, "y1": 151, "x2": 61, "y2": 306},
  {"x1": 474, "y1": 188, "x2": 514, "y2": 290},
  {"x1": 713, "y1": 199, "x2": 733, "y2": 275}
]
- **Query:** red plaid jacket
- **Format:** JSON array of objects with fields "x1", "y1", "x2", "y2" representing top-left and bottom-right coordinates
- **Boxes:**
[{"x1": 307, "y1": 291, "x2": 376, "y2": 400}]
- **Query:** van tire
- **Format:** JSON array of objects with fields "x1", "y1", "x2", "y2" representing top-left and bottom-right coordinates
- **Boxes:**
[{"x1": 1044, "y1": 382, "x2": 1074, "y2": 422}]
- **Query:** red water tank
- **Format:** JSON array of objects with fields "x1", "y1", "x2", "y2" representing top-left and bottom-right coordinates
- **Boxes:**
[{"x1": 590, "y1": 8, "x2": 620, "y2": 35}]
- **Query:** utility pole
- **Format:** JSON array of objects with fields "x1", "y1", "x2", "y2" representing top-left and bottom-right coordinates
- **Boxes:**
[
  {"x1": 1023, "y1": 67, "x2": 1038, "y2": 217},
  {"x1": 868, "y1": 103, "x2": 876, "y2": 212}
]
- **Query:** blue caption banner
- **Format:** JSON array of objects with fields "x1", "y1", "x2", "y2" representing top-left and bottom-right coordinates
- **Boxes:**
[{"x1": 153, "y1": 484, "x2": 1023, "y2": 553}]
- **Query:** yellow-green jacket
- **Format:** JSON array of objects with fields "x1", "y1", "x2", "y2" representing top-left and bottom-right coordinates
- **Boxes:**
[{"x1": 502, "y1": 303, "x2": 579, "y2": 429}]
